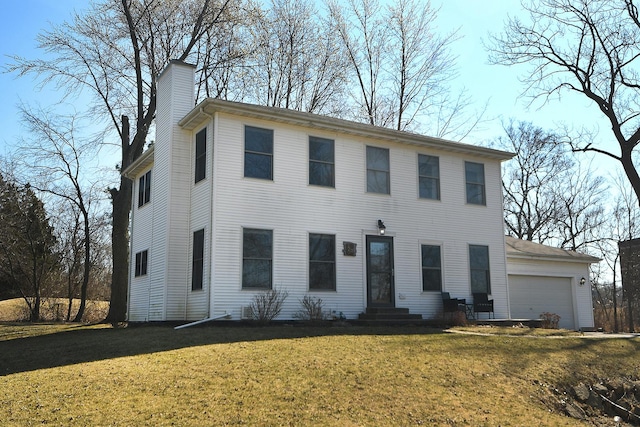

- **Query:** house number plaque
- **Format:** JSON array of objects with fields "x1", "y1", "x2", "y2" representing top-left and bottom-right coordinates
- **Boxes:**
[{"x1": 342, "y1": 241, "x2": 357, "y2": 256}]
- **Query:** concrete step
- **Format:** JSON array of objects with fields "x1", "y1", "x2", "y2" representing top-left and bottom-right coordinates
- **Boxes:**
[{"x1": 358, "y1": 307, "x2": 422, "y2": 321}]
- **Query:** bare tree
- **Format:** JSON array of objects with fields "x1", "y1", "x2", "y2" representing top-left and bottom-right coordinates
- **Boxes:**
[
  {"x1": 497, "y1": 119, "x2": 607, "y2": 253},
  {"x1": 498, "y1": 120, "x2": 571, "y2": 243},
  {"x1": 385, "y1": 0, "x2": 457, "y2": 132},
  {"x1": 555, "y1": 164, "x2": 608, "y2": 252},
  {"x1": 16, "y1": 105, "x2": 107, "y2": 322},
  {"x1": 8, "y1": 0, "x2": 247, "y2": 323},
  {"x1": 489, "y1": 0, "x2": 640, "y2": 205},
  {"x1": 194, "y1": 1, "x2": 255, "y2": 101},
  {"x1": 239, "y1": 0, "x2": 348, "y2": 115},
  {"x1": 600, "y1": 173, "x2": 640, "y2": 331},
  {"x1": 327, "y1": 0, "x2": 476, "y2": 137},
  {"x1": 328, "y1": 0, "x2": 389, "y2": 126}
]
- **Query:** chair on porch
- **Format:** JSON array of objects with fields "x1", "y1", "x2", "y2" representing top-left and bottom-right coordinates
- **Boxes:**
[
  {"x1": 472, "y1": 293, "x2": 494, "y2": 319},
  {"x1": 441, "y1": 292, "x2": 466, "y2": 316}
]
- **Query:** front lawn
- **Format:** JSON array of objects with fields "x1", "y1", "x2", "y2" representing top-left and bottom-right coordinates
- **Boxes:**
[{"x1": 1, "y1": 323, "x2": 638, "y2": 426}]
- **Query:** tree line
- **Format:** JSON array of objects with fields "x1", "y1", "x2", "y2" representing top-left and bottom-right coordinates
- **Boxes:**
[{"x1": 3, "y1": 0, "x2": 640, "y2": 329}]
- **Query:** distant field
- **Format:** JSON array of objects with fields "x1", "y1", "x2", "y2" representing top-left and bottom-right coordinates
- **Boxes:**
[
  {"x1": 1, "y1": 323, "x2": 638, "y2": 426},
  {"x1": 0, "y1": 298, "x2": 108, "y2": 323}
]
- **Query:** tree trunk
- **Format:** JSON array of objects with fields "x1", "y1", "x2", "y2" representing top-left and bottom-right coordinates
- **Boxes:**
[
  {"x1": 105, "y1": 116, "x2": 132, "y2": 324},
  {"x1": 105, "y1": 179, "x2": 132, "y2": 324},
  {"x1": 32, "y1": 297, "x2": 40, "y2": 322},
  {"x1": 621, "y1": 147, "x2": 640, "y2": 208},
  {"x1": 628, "y1": 296, "x2": 634, "y2": 333},
  {"x1": 72, "y1": 212, "x2": 91, "y2": 322},
  {"x1": 613, "y1": 262, "x2": 618, "y2": 333},
  {"x1": 66, "y1": 271, "x2": 73, "y2": 322}
]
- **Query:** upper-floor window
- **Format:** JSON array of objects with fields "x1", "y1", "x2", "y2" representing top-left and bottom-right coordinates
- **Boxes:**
[
  {"x1": 244, "y1": 126, "x2": 273, "y2": 180},
  {"x1": 192, "y1": 229, "x2": 205, "y2": 291},
  {"x1": 242, "y1": 228, "x2": 273, "y2": 289},
  {"x1": 195, "y1": 128, "x2": 206, "y2": 183},
  {"x1": 465, "y1": 161, "x2": 486, "y2": 205},
  {"x1": 421, "y1": 244, "x2": 442, "y2": 291},
  {"x1": 134, "y1": 249, "x2": 148, "y2": 277},
  {"x1": 418, "y1": 154, "x2": 440, "y2": 200},
  {"x1": 138, "y1": 170, "x2": 151, "y2": 207},
  {"x1": 309, "y1": 233, "x2": 336, "y2": 290},
  {"x1": 309, "y1": 136, "x2": 335, "y2": 187},
  {"x1": 366, "y1": 146, "x2": 390, "y2": 194},
  {"x1": 469, "y1": 244, "x2": 490, "y2": 293}
]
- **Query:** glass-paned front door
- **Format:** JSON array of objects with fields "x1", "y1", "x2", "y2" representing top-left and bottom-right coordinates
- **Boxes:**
[{"x1": 366, "y1": 236, "x2": 395, "y2": 307}]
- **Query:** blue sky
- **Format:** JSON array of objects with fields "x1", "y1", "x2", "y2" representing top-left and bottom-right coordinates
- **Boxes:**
[
  {"x1": 0, "y1": 1, "x2": 89, "y2": 154},
  {"x1": 0, "y1": 0, "x2": 619, "y2": 179}
]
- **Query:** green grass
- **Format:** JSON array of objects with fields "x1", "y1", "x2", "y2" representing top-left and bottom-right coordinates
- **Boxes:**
[{"x1": 1, "y1": 323, "x2": 638, "y2": 426}]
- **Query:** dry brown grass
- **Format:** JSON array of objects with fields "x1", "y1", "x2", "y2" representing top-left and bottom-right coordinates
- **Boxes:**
[
  {"x1": 0, "y1": 298, "x2": 109, "y2": 323},
  {"x1": 452, "y1": 325, "x2": 583, "y2": 337},
  {"x1": 1, "y1": 323, "x2": 639, "y2": 426}
]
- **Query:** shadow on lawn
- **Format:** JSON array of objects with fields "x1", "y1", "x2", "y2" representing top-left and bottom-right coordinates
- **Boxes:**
[
  {"x1": 0, "y1": 322, "x2": 444, "y2": 376},
  {"x1": 450, "y1": 331, "x2": 640, "y2": 385}
]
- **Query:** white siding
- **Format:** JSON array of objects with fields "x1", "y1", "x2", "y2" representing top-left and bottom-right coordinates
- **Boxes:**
[
  {"x1": 206, "y1": 113, "x2": 509, "y2": 320},
  {"x1": 128, "y1": 61, "x2": 513, "y2": 322},
  {"x1": 128, "y1": 166, "x2": 154, "y2": 322},
  {"x1": 187, "y1": 122, "x2": 212, "y2": 320},
  {"x1": 146, "y1": 61, "x2": 196, "y2": 320}
]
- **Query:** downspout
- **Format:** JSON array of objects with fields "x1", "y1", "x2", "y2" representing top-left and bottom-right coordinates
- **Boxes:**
[
  {"x1": 174, "y1": 312, "x2": 231, "y2": 329},
  {"x1": 126, "y1": 175, "x2": 135, "y2": 321},
  {"x1": 200, "y1": 107, "x2": 215, "y2": 320},
  {"x1": 502, "y1": 234, "x2": 511, "y2": 321}
]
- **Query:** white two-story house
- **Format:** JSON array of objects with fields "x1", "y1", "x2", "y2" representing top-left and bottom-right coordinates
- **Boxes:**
[{"x1": 124, "y1": 60, "x2": 540, "y2": 324}]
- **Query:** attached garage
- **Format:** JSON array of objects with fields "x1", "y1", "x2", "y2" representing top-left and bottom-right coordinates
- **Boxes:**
[
  {"x1": 505, "y1": 237, "x2": 600, "y2": 330},
  {"x1": 508, "y1": 275, "x2": 575, "y2": 329}
]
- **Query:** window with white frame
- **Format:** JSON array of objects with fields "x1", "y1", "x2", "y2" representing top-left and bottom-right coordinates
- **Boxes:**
[
  {"x1": 367, "y1": 146, "x2": 390, "y2": 194},
  {"x1": 134, "y1": 250, "x2": 148, "y2": 277},
  {"x1": 465, "y1": 161, "x2": 486, "y2": 205},
  {"x1": 309, "y1": 136, "x2": 335, "y2": 187},
  {"x1": 192, "y1": 229, "x2": 204, "y2": 291},
  {"x1": 309, "y1": 233, "x2": 336, "y2": 290},
  {"x1": 244, "y1": 126, "x2": 273, "y2": 180},
  {"x1": 469, "y1": 244, "x2": 490, "y2": 293},
  {"x1": 242, "y1": 228, "x2": 273, "y2": 289},
  {"x1": 421, "y1": 244, "x2": 442, "y2": 291},
  {"x1": 195, "y1": 128, "x2": 206, "y2": 183},
  {"x1": 418, "y1": 154, "x2": 440, "y2": 200},
  {"x1": 138, "y1": 170, "x2": 151, "y2": 207}
]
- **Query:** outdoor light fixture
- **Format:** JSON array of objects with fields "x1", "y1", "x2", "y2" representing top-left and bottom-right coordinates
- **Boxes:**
[
  {"x1": 579, "y1": 277, "x2": 586, "y2": 286},
  {"x1": 377, "y1": 220, "x2": 386, "y2": 235}
]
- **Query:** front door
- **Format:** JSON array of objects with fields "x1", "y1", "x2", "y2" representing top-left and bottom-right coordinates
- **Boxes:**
[{"x1": 366, "y1": 236, "x2": 395, "y2": 307}]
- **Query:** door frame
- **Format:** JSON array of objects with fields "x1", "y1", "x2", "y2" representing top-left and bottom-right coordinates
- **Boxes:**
[{"x1": 366, "y1": 235, "x2": 395, "y2": 308}]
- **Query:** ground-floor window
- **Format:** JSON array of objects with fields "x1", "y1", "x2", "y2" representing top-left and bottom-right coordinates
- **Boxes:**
[
  {"x1": 421, "y1": 244, "x2": 442, "y2": 291},
  {"x1": 309, "y1": 233, "x2": 336, "y2": 290},
  {"x1": 469, "y1": 244, "x2": 490, "y2": 293},
  {"x1": 134, "y1": 250, "x2": 148, "y2": 277},
  {"x1": 242, "y1": 228, "x2": 273, "y2": 289},
  {"x1": 192, "y1": 229, "x2": 205, "y2": 291}
]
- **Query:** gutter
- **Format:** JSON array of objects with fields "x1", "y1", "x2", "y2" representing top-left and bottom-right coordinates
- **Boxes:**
[{"x1": 179, "y1": 99, "x2": 515, "y2": 161}]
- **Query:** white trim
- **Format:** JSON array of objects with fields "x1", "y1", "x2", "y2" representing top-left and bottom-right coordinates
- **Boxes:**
[{"x1": 179, "y1": 99, "x2": 514, "y2": 161}]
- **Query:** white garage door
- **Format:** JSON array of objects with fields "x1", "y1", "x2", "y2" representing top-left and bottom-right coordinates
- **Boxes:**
[{"x1": 508, "y1": 275, "x2": 575, "y2": 329}]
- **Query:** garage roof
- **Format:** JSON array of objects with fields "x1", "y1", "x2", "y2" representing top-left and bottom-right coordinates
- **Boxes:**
[{"x1": 505, "y1": 236, "x2": 600, "y2": 263}]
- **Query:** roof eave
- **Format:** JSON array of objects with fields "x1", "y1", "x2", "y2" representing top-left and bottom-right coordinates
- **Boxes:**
[
  {"x1": 179, "y1": 99, "x2": 515, "y2": 161},
  {"x1": 506, "y1": 252, "x2": 601, "y2": 264},
  {"x1": 122, "y1": 145, "x2": 154, "y2": 179}
]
